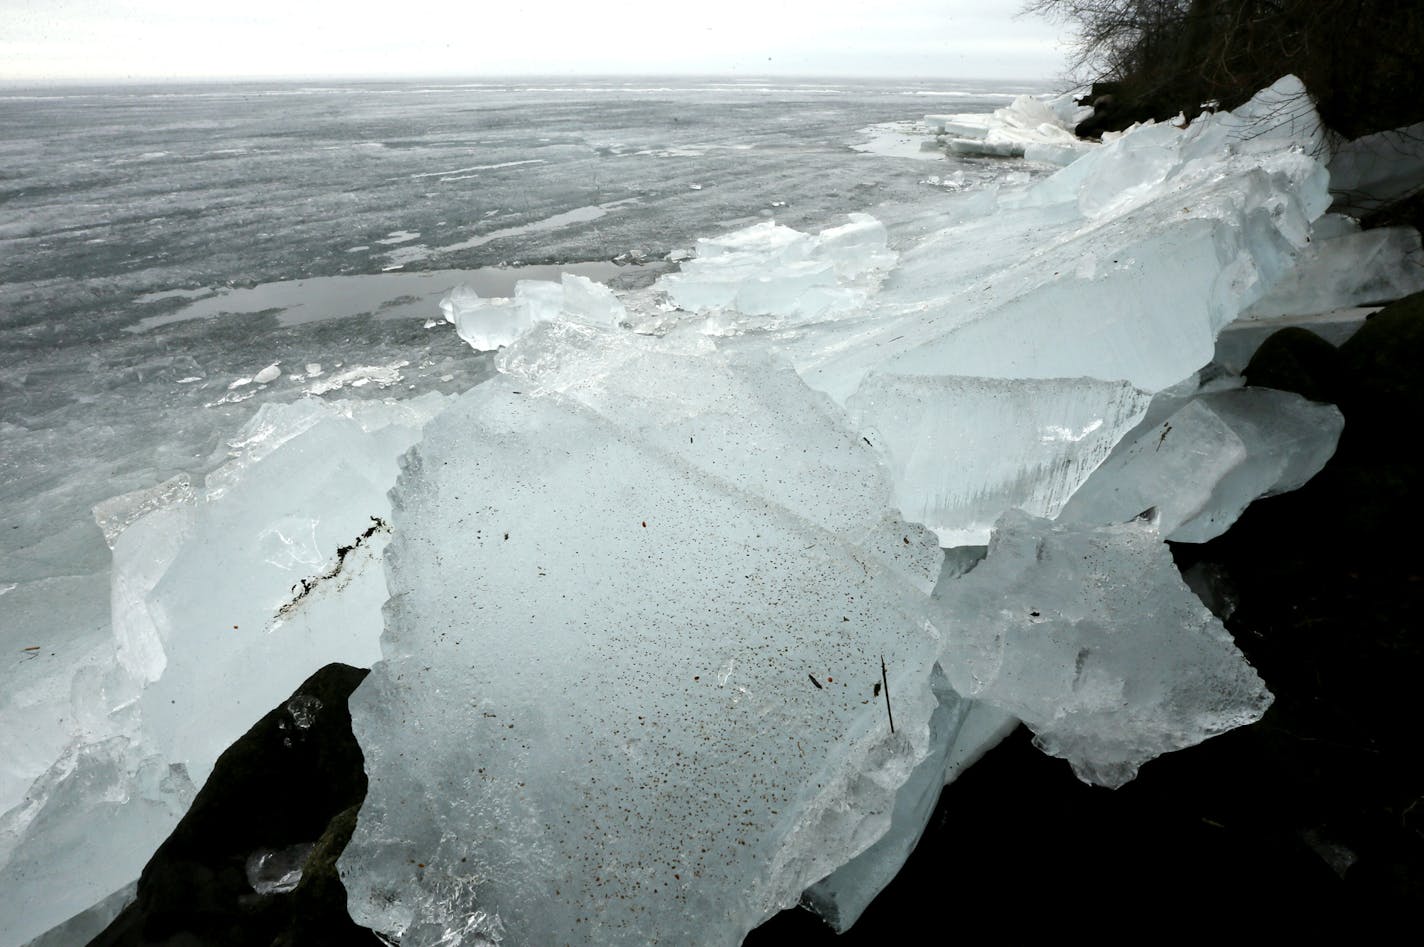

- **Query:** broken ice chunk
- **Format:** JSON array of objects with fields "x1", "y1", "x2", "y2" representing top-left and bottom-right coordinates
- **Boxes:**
[
  {"x1": 439, "y1": 285, "x2": 534, "y2": 351},
  {"x1": 253, "y1": 362, "x2": 281, "y2": 385},
  {"x1": 653, "y1": 214, "x2": 897, "y2": 327},
  {"x1": 1242, "y1": 224, "x2": 1424, "y2": 319},
  {"x1": 1057, "y1": 398, "x2": 1250, "y2": 536},
  {"x1": 935, "y1": 510, "x2": 1272, "y2": 788},
  {"x1": 1329, "y1": 120, "x2": 1424, "y2": 215},
  {"x1": 340, "y1": 349, "x2": 946, "y2": 947},
  {"x1": 442, "y1": 275, "x2": 628, "y2": 352},
  {"x1": 559, "y1": 272, "x2": 628, "y2": 326},
  {"x1": 1060, "y1": 387, "x2": 1342, "y2": 541},
  {"x1": 847, "y1": 373, "x2": 1152, "y2": 546},
  {"x1": 1170, "y1": 388, "x2": 1344, "y2": 542},
  {"x1": 694, "y1": 220, "x2": 813, "y2": 261},
  {"x1": 513, "y1": 279, "x2": 565, "y2": 324},
  {"x1": 815, "y1": 213, "x2": 895, "y2": 278}
]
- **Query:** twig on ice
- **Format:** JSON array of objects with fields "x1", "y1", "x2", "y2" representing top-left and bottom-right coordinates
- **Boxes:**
[{"x1": 880, "y1": 655, "x2": 895, "y2": 734}]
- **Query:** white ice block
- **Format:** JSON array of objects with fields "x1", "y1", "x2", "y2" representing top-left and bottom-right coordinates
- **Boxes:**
[
  {"x1": 1170, "y1": 388, "x2": 1344, "y2": 542},
  {"x1": 935, "y1": 510, "x2": 1273, "y2": 788},
  {"x1": 848, "y1": 373, "x2": 1152, "y2": 546},
  {"x1": 1059, "y1": 386, "x2": 1342, "y2": 542},
  {"x1": 1243, "y1": 224, "x2": 1424, "y2": 319},
  {"x1": 340, "y1": 340, "x2": 947, "y2": 947},
  {"x1": 0, "y1": 394, "x2": 447, "y2": 947}
]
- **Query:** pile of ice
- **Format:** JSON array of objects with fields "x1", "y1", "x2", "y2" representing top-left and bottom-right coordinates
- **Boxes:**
[
  {"x1": 438, "y1": 272, "x2": 626, "y2": 351},
  {"x1": 0, "y1": 394, "x2": 447, "y2": 947},
  {"x1": 925, "y1": 92, "x2": 1096, "y2": 166},
  {"x1": 11, "y1": 74, "x2": 1423, "y2": 947},
  {"x1": 329, "y1": 76, "x2": 1343, "y2": 945},
  {"x1": 653, "y1": 214, "x2": 897, "y2": 329},
  {"x1": 742, "y1": 76, "x2": 1335, "y2": 547}
]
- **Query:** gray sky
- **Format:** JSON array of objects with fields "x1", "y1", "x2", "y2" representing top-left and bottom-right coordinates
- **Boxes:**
[{"x1": 0, "y1": 1, "x2": 1070, "y2": 81}]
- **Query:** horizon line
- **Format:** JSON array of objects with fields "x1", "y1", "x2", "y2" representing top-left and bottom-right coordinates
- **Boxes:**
[{"x1": 0, "y1": 71, "x2": 1064, "y2": 88}]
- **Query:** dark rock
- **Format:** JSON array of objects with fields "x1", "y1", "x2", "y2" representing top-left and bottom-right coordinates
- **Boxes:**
[
  {"x1": 1074, "y1": 90, "x2": 1178, "y2": 139},
  {"x1": 1244, "y1": 326, "x2": 1343, "y2": 404},
  {"x1": 1337, "y1": 290, "x2": 1424, "y2": 436},
  {"x1": 90, "y1": 663, "x2": 375, "y2": 947}
]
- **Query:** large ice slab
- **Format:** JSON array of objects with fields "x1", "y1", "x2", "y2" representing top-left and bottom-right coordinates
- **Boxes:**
[
  {"x1": 847, "y1": 373, "x2": 1152, "y2": 546},
  {"x1": 340, "y1": 337, "x2": 948, "y2": 947},
  {"x1": 1242, "y1": 222, "x2": 1424, "y2": 319},
  {"x1": 1059, "y1": 386, "x2": 1343, "y2": 542},
  {"x1": 1058, "y1": 398, "x2": 1249, "y2": 537},
  {"x1": 935, "y1": 510, "x2": 1273, "y2": 788},
  {"x1": 1328, "y1": 120, "x2": 1424, "y2": 216},
  {"x1": 1169, "y1": 388, "x2": 1344, "y2": 542}
]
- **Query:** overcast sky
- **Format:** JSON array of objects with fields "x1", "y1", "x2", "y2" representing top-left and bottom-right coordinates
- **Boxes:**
[{"x1": 0, "y1": 1, "x2": 1071, "y2": 81}]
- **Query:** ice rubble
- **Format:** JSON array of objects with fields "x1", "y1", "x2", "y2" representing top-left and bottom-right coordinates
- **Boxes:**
[
  {"x1": 924, "y1": 92, "x2": 1096, "y2": 166},
  {"x1": 331, "y1": 78, "x2": 1357, "y2": 946},
  {"x1": 0, "y1": 394, "x2": 446, "y2": 947},
  {"x1": 652, "y1": 215, "x2": 896, "y2": 327},
  {"x1": 662, "y1": 76, "x2": 1335, "y2": 547},
  {"x1": 3, "y1": 75, "x2": 1388, "y2": 947}
]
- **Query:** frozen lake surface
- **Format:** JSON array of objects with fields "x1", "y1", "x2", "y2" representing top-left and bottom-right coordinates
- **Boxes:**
[{"x1": 1, "y1": 76, "x2": 1041, "y2": 587}]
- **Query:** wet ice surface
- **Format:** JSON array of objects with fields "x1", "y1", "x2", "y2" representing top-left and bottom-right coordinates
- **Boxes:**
[
  {"x1": 0, "y1": 77, "x2": 1040, "y2": 947},
  {"x1": 4, "y1": 74, "x2": 1379, "y2": 947},
  {"x1": 339, "y1": 334, "x2": 947, "y2": 947},
  {"x1": 0, "y1": 77, "x2": 1039, "y2": 342}
]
